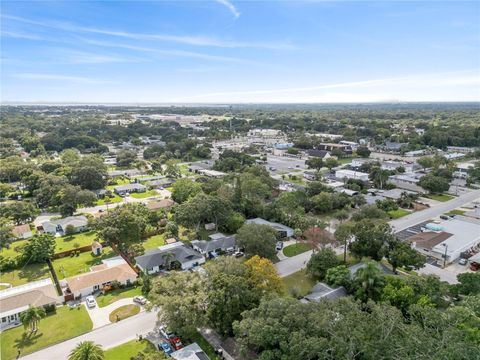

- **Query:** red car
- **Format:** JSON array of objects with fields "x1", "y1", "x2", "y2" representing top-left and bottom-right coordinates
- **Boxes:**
[{"x1": 169, "y1": 336, "x2": 183, "y2": 351}]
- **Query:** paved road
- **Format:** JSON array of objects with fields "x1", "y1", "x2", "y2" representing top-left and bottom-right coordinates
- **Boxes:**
[
  {"x1": 390, "y1": 189, "x2": 480, "y2": 231},
  {"x1": 20, "y1": 310, "x2": 157, "y2": 360}
]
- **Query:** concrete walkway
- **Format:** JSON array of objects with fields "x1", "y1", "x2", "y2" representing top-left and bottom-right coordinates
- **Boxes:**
[
  {"x1": 85, "y1": 297, "x2": 143, "y2": 329},
  {"x1": 20, "y1": 310, "x2": 158, "y2": 360}
]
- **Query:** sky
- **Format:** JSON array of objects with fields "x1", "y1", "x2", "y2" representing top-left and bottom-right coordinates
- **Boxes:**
[{"x1": 1, "y1": 1, "x2": 479, "y2": 103}]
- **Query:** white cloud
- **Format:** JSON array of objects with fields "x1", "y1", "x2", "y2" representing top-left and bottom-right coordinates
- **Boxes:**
[
  {"x1": 215, "y1": 0, "x2": 241, "y2": 19},
  {"x1": 0, "y1": 30, "x2": 43, "y2": 40},
  {"x1": 58, "y1": 49, "x2": 142, "y2": 64},
  {"x1": 3, "y1": 14, "x2": 294, "y2": 50},
  {"x1": 12, "y1": 73, "x2": 108, "y2": 84}
]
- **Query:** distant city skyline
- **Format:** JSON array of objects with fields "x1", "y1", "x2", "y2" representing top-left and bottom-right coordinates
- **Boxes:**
[{"x1": 1, "y1": 1, "x2": 479, "y2": 103}]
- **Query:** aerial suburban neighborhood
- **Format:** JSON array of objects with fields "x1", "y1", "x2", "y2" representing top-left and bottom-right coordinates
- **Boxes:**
[{"x1": 1, "y1": 1, "x2": 480, "y2": 360}]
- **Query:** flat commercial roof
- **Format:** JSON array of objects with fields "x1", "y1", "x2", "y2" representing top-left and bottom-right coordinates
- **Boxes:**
[{"x1": 430, "y1": 217, "x2": 480, "y2": 256}]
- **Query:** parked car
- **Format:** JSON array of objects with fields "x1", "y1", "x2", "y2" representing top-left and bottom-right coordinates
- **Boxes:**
[
  {"x1": 159, "y1": 341, "x2": 173, "y2": 356},
  {"x1": 458, "y1": 258, "x2": 468, "y2": 265},
  {"x1": 276, "y1": 241, "x2": 284, "y2": 251},
  {"x1": 133, "y1": 295, "x2": 148, "y2": 305},
  {"x1": 234, "y1": 251, "x2": 244, "y2": 258},
  {"x1": 85, "y1": 296, "x2": 96, "y2": 308},
  {"x1": 159, "y1": 325, "x2": 174, "y2": 339},
  {"x1": 169, "y1": 337, "x2": 183, "y2": 351}
]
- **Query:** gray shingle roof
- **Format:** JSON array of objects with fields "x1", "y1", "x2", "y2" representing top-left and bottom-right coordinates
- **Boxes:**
[
  {"x1": 135, "y1": 243, "x2": 203, "y2": 269},
  {"x1": 191, "y1": 235, "x2": 236, "y2": 253}
]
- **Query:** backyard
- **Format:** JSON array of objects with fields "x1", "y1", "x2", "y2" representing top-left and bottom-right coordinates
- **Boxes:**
[
  {"x1": 96, "y1": 286, "x2": 143, "y2": 307},
  {"x1": 104, "y1": 340, "x2": 156, "y2": 360},
  {"x1": 143, "y1": 233, "x2": 165, "y2": 251},
  {"x1": 52, "y1": 247, "x2": 116, "y2": 279},
  {"x1": 1, "y1": 306, "x2": 93, "y2": 360},
  {"x1": 282, "y1": 269, "x2": 317, "y2": 298},
  {"x1": 1, "y1": 263, "x2": 51, "y2": 287},
  {"x1": 283, "y1": 243, "x2": 311, "y2": 257}
]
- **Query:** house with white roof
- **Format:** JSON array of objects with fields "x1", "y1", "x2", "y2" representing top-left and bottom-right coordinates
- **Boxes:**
[
  {"x1": 245, "y1": 218, "x2": 294, "y2": 238},
  {"x1": 42, "y1": 215, "x2": 88, "y2": 235},
  {"x1": 0, "y1": 279, "x2": 60, "y2": 329}
]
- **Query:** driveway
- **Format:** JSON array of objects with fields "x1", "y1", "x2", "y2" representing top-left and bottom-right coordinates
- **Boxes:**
[
  {"x1": 20, "y1": 310, "x2": 158, "y2": 360},
  {"x1": 85, "y1": 297, "x2": 144, "y2": 329}
]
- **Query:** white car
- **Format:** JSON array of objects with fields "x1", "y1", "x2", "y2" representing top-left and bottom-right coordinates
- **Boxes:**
[
  {"x1": 133, "y1": 295, "x2": 148, "y2": 305},
  {"x1": 159, "y1": 325, "x2": 174, "y2": 339},
  {"x1": 85, "y1": 296, "x2": 96, "y2": 308}
]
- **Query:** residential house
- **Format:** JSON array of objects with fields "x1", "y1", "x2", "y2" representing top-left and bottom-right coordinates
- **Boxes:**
[
  {"x1": 63, "y1": 259, "x2": 137, "y2": 299},
  {"x1": 301, "y1": 282, "x2": 347, "y2": 303},
  {"x1": 107, "y1": 169, "x2": 145, "y2": 178},
  {"x1": 12, "y1": 224, "x2": 33, "y2": 239},
  {"x1": 245, "y1": 218, "x2": 294, "y2": 238},
  {"x1": 0, "y1": 279, "x2": 60, "y2": 329},
  {"x1": 388, "y1": 173, "x2": 424, "y2": 193},
  {"x1": 42, "y1": 216, "x2": 88, "y2": 235},
  {"x1": 384, "y1": 141, "x2": 407, "y2": 152},
  {"x1": 307, "y1": 149, "x2": 332, "y2": 159},
  {"x1": 113, "y1": 183, "x2": 147, "y2": 196},
  {"x1": 135, "y1": 242, "x2": 205, "y2": 274},
  {"x1": 191, "y1": 234, "x2": 237, "y2": 258},
  {"x1": 198, "y1": 169, "x2": 226, "y2": 178},
  {"x1": 303, "y1": 171, "x2": 316, "y2": 181},
  {"x1": 339, "y1": 140, "x2": 359, "y2": 151},
  {"x1": 145, "y1": 178, "x2": 175, "y2": 188},
  {"x1": 146, "y1": 198, "x2": 175, "y2": 211},
  {"x1": 171, "y1": 343, "x2": 210, "y2": 360}
]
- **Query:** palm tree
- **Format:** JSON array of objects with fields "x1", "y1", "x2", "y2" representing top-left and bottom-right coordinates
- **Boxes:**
[
  {"x1": 20, "y1": 305, "x2": 46, "y2": 333},
  {"x1": 69, "y1": 341, "x2": 104, "y2": 360},
  {"x1": 354, "y1": 261, "x2": 384, "y2": 302},
  {"x1": 162, "y1": 251, "x2": 175, "y2": 270}
]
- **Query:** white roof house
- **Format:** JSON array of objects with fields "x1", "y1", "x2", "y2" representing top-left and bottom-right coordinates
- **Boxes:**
[
  {"x1": 42, "y1": 216, "x2": 88, "y2": 235},
  {"x1": 428, "y1": 216, "x2": 480, "y2": 263},
  {"x1": 335, "y1": 169, "x2": 369, "y2": 182},
  {"x1": 245, "y1": 218, "x2": 294, "y2": 238},
  {"x1": 171, "y1": 342, "x2": 210, "y2": 360}
]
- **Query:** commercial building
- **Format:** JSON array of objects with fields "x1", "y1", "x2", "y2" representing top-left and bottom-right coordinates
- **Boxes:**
[
  {"x1": 335, "y1": 169, "x2": 369, "y2": 182},
  {"x1": 388, "y1": 173, "x2": 424, "y2": 193}
]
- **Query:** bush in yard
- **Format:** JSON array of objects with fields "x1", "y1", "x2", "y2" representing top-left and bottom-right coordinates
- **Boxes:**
[{"x1": 306, "y1": 248, "x2": 339, "y2": 280}]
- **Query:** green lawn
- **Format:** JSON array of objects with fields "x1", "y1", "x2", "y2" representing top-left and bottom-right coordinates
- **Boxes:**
[
  {"x1": 283, "y1": 243, "x2": 311, "y2": 257},
  {"x1": 95, "y1": 194, "x2": 123, "y2": 206},
  {"x1": 54, "y1": 231, "x2": 98, "y2": 253},
  {"x1": 104, "y1": 340, "x2": 156, "y2": 360},
  {"x1": 96, "y1": 286, "x2": 142, "y2": 307},
  {"x1": 0, "y1": 263, "x2": 51, "y2": 287},
  {"x1": 143, "y1": 233, "x2": 166, "y2": 250},
  {"x1": 52, "y1": 247, "x2": 116, "y2": 279},
  {"x1": 0, "y1": 239, "x2": 28, "y2": 260},
  {"x1": 282, "y1": 269, "x2": 317, "y2": 298},
  {"x1": 388, "y1": 209, "x2": 410, "y2": 219},
  {"x1": 0, "y1": 231, "x2": 99, "y2": 261},
  {"x1": 1, "y1": 306, "x2": 93, "y2": 360},
  {"x1": 425, "y1": 193, "x2": 455, "y2": 202},
  {"x1": 129, "y1": 190, "x2": 158, "y2": 199},
  {"x1": 109, "y1": 304, "x2": 140, "y2": 322},
  {"x1": 106, "y1": 178, "x2": 130, "y2": 190},
  {"x1": 445, "y1": 209, "x2": 466, "y2": 216}
]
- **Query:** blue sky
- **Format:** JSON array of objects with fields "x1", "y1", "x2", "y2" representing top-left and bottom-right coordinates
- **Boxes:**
[{"x1": 1, "y1": 1, "x2": 479, "y2": 103}]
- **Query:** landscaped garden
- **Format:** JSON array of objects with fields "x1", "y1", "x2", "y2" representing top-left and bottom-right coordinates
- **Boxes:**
[
  {"x1": 104, "y1": 340, "x2": 156, "y2": 360},
  {"x1": 1, "y1": 306, "x2": 93, "y2": 360},
  {"x1": 282, "y1": 269, "x2": 317, "y2": 298},
  {"x1": 96, "y1": 286, "x2": 143, "y2": 307},
  {"x1": 282, "y1": 243, "x2": 311, "y2": 257},
  {"x1": 109, "y1": 304, "x2": 140, "y2": 322},
  {"x1": 1, "y1": 263, "x2": 51, "y2": 287},
  {"x1": 52, "y1": 247, "x2": 116, "y2": 279}
]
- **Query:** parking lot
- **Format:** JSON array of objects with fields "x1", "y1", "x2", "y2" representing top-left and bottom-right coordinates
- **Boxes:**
[{"x1": 266, "y1": 155, "x2": 306, "y2": 175}]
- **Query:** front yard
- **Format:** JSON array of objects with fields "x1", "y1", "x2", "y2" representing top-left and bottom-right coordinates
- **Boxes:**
[
  {"x1": 129, "y1": 190, "x2": 158, "y2": 199},
  {"x1": 96, "y1": 286, "x2": 142, "y2": 307},
  {"x1": 1, "y1": 306, "x2": 93, "y2": 360},
  {"x1": 1, "y1": 263, "x2": 51, "y2": 287},
  {"x1": 283, "y1": 243, "x2": 311, "y2": 257},
  {"x1": 425, "y1": 193, "x2": 455, "y2": 202},
  {"x1": 95, "y1": 194, "x2": 123, "y2": 206},
  {"x1": 104, "y1": 340, "x2": 156, "y2": 360},
  {"x1": 282, "y1": 269, "x2": 317, "y2": 298},
  {"x1": 52, "y1": 247, "x2": 116, "y2": 279},
  {"x1": 388, "y1": 209, "x2": 410, "y2": 219},
  {"x1": 109, "y1": 304, "x2": 140, "y2": 322}
]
